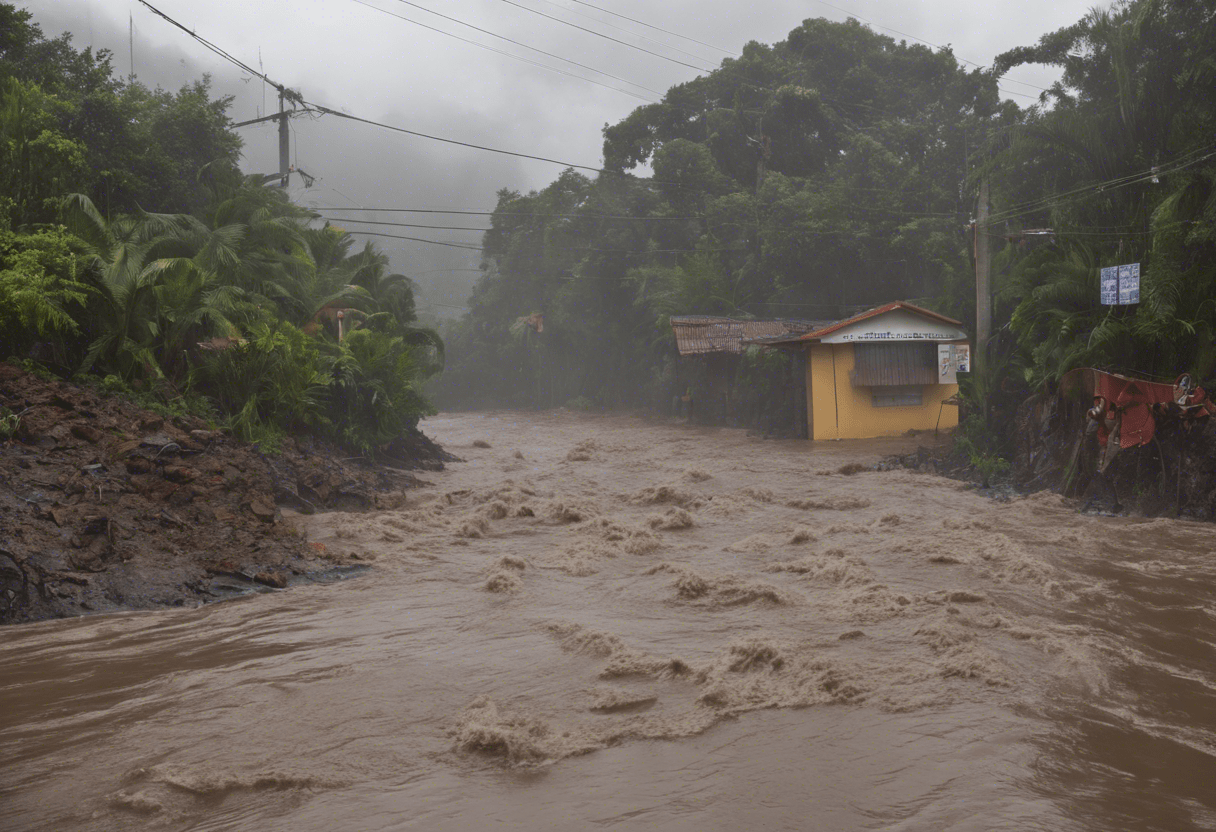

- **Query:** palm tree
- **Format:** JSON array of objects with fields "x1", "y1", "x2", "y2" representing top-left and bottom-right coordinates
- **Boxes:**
[
  {"x1": 305, "y1": 226, "x2": 445, "y2": 374},
  {"x1": 60, "y1": 193, "x2": 195, "y2": 379}
]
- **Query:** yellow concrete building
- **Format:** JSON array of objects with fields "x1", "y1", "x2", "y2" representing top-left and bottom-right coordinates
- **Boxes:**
[{"x1": 767, "y1": 302, "x2": 970, "y2": 440}]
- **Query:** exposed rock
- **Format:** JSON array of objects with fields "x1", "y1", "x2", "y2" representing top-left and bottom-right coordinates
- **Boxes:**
[
  {"x1": 71, "y1": 424, "x2": 104, "y2": 443},
  {"x1": 162, "y1": 465, "x2": 198, "y2": 484},
  {"x1": 254, "y1": 571, "x2": 289, "y2": 589},
  {"x1": 248, "y1": 497, "x2": 279, "y2": 523}
]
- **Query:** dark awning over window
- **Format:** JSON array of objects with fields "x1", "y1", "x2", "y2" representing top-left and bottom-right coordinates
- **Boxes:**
[{"x1": 851, "y1": 342, "x2": 937, "y2": 386}]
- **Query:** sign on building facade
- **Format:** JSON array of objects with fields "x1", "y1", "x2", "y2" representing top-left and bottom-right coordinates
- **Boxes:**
[
  {"x1": 1100, "y1": 263, "x2": 1140, "y2": 305},
  {"x1": 822, "y1": 309, "x2": 970, "y2": 344},
  {"x1": 937, "y1": 343, "x2": 971, "y2": 384}
]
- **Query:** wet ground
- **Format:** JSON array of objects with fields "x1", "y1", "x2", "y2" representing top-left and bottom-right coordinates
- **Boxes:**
[{"x1": 2, "y1": 411, "x2": 1214, "y2": 830}]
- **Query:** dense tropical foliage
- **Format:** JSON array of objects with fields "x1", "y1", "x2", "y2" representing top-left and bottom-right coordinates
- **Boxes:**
[
  {"x1": 437, "y1": 0, "x2": 1216, "y2": 424},
  {"x1": 0, "y1": 4, "x2": 440, "y2": 453}
]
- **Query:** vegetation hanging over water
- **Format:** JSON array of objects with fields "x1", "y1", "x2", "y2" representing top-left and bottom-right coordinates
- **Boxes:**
[{"x1": 0, "y1": 4, "x2": 441, "y2": 454}]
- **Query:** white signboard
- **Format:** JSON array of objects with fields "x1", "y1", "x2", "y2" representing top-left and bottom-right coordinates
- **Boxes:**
[
  {"x1": 822, "y1": 309, "x2": 969, "y2": 344},
  {"x1": 1100, "y1": 263, "x2": 1140, "y2": 305},
  {"x1": 937, "y1": 343, "x2": 970, "y2": 384},
  {"x1": 938, "y1": 344, "x2": 957, "y2": 384}
]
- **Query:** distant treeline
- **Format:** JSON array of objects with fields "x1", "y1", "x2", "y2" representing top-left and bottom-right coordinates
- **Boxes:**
[
  {"x1": 435, "y1": 0, "x2": 1216, "y2": 414},
  {"x1": 0, "y1": 4, "x2": 442, "y2": 454}
]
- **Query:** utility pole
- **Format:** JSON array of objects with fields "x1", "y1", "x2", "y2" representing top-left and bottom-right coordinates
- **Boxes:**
[
  {"x1": 232, "y1": 86, "x2": 305, "y2": 188},
  {"x1": 975, "y1": 177, "x2": 991, "y2": 376},
  {"x1": 278, "y1": 89, "x2": 291, "y2": 188}
]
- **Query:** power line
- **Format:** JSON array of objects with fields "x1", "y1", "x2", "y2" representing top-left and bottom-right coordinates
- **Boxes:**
[
  {"x1": 528, "y1": 0, "x2": 721, "y2": 64},
  {"x1": 316, "y1": 207, "x2": 705, "y2": 219},
  {"x1": 320, "y1": 201, "x2": 959, "y2": 221},
  {"x1": 563, "y1": 0, "x2": 737, "y2": 55},
  {"x1": 125, "y1": 3, "x2": 746, "y2": 187},
  {"x1": 321, "y1": 217, "x2": 491, "y2": 231},
  {"x1": 344, "y1": 228, "x2": 745, "y2": 253},
  {"x1": 133, "y1": 0, "x2": 284, "y2": 89},
  {"x1": 348, "y1": 230, "x2": 485, "y2": 250},
  {"x1": 347, "y1": 0, "x2": 656, "y2": 102},
  {"x1": 302, "y1": 103, "x2": 614, "y2": 174},
  {"x1": 497, "y1": 0, "x2": 714, "y2": 73},
  {"x1": 367, "y1": 0, "x2": 665, "y2": 97},
  {"x1": 137, "y1": 0, "x2": 1029, "y2": 201},
  {"x1": 986, "y1": 144, "x2": 1216, "y2": 224}
]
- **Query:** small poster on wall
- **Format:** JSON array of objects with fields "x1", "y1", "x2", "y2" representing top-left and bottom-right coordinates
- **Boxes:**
[
  {"x1": 955, "y1": 344, "x2": 970, "y2": 373},
  {"x1": 938, "y1": 344, "x2": 971, "y2": 384},
  {"x1": 939, "y1": 344, "x2": 956, "y2": 383}
]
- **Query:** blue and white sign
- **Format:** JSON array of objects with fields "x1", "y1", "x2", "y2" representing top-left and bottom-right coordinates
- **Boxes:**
[
  {"x1": 1100, "y1": 263, "x2": 1140, "y2": 305},
  {"x1": 1100, "y1": 267, "x2": 1119, "y2": 305},
  {"x1": 1119, "y1": 263, "x2": 1140, "y2": 304}
]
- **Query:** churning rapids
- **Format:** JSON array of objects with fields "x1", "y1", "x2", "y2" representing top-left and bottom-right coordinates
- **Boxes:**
[{"x1": 2, "y1": 412, "x2": 1215, "y2": 831}]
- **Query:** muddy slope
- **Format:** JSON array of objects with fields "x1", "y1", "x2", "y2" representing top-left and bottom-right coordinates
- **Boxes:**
[{"x1": 0, "y1": 364, "x2": 451, "y2": 623}]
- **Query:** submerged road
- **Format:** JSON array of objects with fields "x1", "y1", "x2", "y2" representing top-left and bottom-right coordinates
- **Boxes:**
[{"x1": 2, "y1": 411, "x2": 1214, "y2": 831}]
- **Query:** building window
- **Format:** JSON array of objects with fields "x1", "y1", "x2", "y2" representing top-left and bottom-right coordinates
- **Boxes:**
[
  {"x1": 851, "y1": 342, "x2": 937, "y2": 386},
  {"x1": 872, "y1": 385, "x2": 923, "y2": 408}
]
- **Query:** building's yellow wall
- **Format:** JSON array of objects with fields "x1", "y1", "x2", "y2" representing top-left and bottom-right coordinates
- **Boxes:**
[{"x1": 806, "y1": 344, "x2": 959, "y2": 440}]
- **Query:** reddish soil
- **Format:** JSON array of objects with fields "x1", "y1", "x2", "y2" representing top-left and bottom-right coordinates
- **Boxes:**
[{"x1": 0, "y1": 363, "x2": 454, "y2": 623}]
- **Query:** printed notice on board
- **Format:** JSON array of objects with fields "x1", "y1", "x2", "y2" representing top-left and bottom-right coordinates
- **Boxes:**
[
  {"x1": 1101, "y1": 263, "x2": 1140, "y2": 305},
  {"x1": 938, "y1": 344, "x2": 970, "y2": 384}
]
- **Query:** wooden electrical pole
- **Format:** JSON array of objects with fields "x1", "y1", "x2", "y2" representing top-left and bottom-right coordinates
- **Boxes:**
[
  {"x1": 278, "y1": 89, "x2": 290, "y2": 187},
  {"x1": 975, "y1": 177, "x2": 991, "y2": 376},
  {"x1": 232, "y1": 85, "x2": 298, "y2": 188}
]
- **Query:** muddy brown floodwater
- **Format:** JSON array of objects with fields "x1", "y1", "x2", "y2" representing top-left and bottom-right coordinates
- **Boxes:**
[{"x1": 2, "y1": 411, "x2": 1215, "y2": 831}]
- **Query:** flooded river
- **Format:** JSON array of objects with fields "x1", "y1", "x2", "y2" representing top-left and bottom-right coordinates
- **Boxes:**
[{"x1": 2, "y1": 411, "x2": 1214, "y2": 831}]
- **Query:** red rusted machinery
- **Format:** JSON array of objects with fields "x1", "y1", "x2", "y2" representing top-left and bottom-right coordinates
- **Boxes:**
[{"x1": 1059, "y1": 369, "x2": 1214, "y2": 484}]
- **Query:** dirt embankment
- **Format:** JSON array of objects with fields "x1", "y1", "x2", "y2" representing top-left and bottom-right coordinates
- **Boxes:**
[
  {"x1": 1011, "y1": 390, "x2": 1216, "y2": 519},
  {"x1": 890, "y1": 392, "x2": 1216, "y2": 520},
  {"x1": 0, "y1": 364, "x2": 453, "y2": 624}
]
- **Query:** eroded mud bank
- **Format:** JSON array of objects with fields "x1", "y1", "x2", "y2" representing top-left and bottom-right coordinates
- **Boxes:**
[{"x1": 0, "y1": 364, "x2": 449, "y2": 622}]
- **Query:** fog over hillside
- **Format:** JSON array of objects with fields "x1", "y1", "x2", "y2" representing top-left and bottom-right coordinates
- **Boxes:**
[{"x1": 33, "y1": 0, "x2": 1081, "y2": 319}]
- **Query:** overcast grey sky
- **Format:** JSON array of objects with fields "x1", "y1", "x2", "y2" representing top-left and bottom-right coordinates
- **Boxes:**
[{"x1": 30, "y1": 0, "x2": 1100, "y2": 316}]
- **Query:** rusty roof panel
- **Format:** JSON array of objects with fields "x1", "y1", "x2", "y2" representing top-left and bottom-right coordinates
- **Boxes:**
[{"x1": 670, "y1": 317, "x2": 831, "y2": 356}]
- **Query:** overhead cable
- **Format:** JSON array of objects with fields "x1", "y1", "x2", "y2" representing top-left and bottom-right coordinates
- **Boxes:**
[
  {"x1": 314, "y1": 207, "x2": 704, "y2": 219},
  {"x1": 563, "y1": 0, "x2": 737, "y2": 55},
  {"x1": 345, "y1": 228, "x2": 745, "y2": 253},
  {"x1": 128, "y1": 3, "x2": 691, "y2": 183},
  {"x1": 496, "y1": 0, "x2": 714, "y2": 73},
  {"x1": 303, "y1": 103, "x2": 610, "y2": 174},
  {"x1": 529, "y1": 0, "x2": 722, "y2": 63},
  {"x1": 348, "y1": 0, "x2": 655, "y2": 102},
  {"x1": 986, "y1": 144, "x2": 1216, "y2": 224},
  {"x1": 320, "y1": 217, "x2": 491, "y2": 231},
  {"x1": 348, "y1": 230, "x2": 485, "y2": 250},
  {"x1": 369, "y1": 0, "x2": 665, "y2": 96},
  {"x1": 133, "y1": 0, "x2": 284, "y2": 90}
]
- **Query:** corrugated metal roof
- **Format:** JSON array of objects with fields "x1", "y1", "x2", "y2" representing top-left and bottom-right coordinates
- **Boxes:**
[{"x1": 670, "y1": 317, "x2": 830, "y2": 356}]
